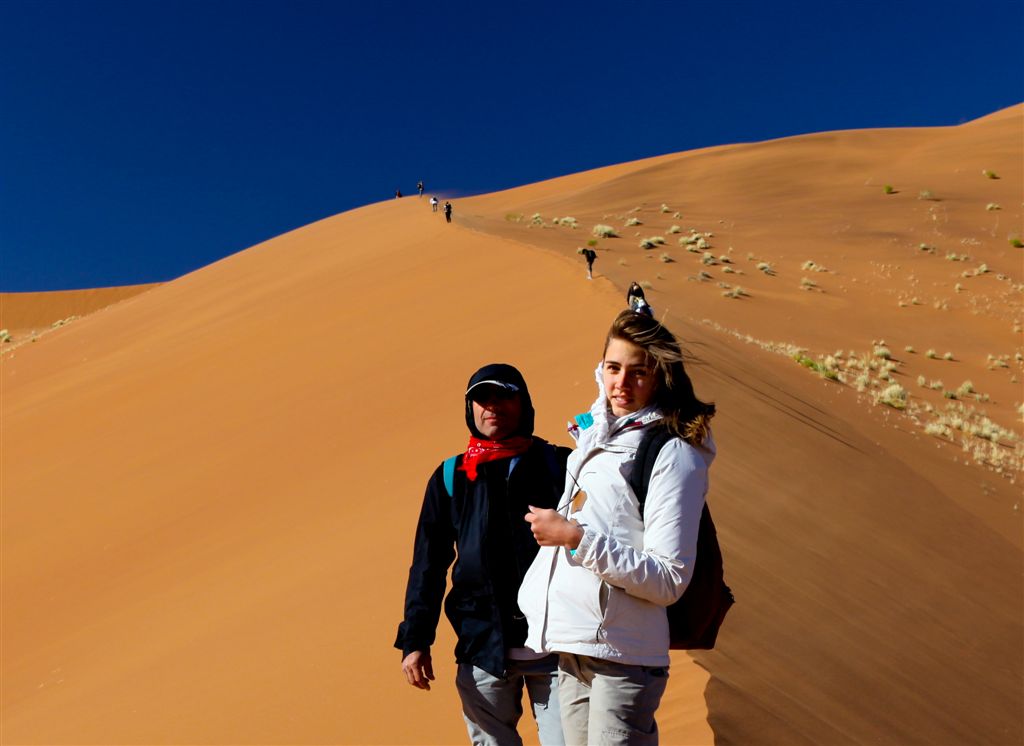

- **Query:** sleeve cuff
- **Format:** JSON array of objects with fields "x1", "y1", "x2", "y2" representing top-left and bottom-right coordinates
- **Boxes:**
[{"x1": 571, "y1": 526, "x2": 595, "y2": 563}]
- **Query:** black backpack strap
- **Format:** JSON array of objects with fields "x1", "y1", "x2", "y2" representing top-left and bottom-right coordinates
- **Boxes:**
[{"x1": 628, "y1": 425, "x2": 675, "y2": 518}]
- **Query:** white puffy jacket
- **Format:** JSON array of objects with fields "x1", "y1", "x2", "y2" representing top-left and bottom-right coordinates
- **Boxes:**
[{"x1": 518, "y1": 366, "x2": 714, "y2": 667}]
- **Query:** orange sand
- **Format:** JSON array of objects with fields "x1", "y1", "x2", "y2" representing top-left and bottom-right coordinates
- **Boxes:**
[
  {"x1": 2, "y1": 106, "x2": 1021, "y2": 745},
  {"x1": 1, "y1": 284, "x2": 160, "y2": 337}
]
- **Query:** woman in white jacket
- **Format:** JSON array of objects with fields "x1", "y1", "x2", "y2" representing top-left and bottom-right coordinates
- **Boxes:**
[{"x1": 518, "y1": 310, "x2": 715, "y2": 746}]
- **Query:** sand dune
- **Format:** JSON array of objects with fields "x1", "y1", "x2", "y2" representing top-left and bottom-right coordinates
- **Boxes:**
[
  {"x1": 0, "y1": 284, "x2": 160, "y2": 339},
  {"x1": 2, "y1": 108, "x2": 1021, "y2": 744}
]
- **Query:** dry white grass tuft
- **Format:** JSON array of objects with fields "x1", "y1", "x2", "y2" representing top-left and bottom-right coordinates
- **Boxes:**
[{"x1": 874, "y1": 383, "x2": 908, "y2": 410}]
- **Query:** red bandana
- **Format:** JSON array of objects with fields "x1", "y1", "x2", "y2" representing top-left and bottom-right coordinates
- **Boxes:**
[{"x1": 460, "y1": 436, "x2": 533, "y2": 481}]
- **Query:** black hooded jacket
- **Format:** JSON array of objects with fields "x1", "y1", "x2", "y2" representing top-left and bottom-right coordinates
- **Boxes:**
[{"x1": 394, "y1": 365, "x2": 570, "y2": 677}]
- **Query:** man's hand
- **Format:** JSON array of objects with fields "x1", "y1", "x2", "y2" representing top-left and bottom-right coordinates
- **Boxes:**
[
  {"x1": 402, "y1": 650, "x2": 435, "y2": 690},
  {"x1": 525, "y1": 506, "x2": 584, "y2": 549}
]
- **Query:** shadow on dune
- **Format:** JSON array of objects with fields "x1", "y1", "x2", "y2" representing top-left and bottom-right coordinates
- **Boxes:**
[{"x1": 687, "y1": 338, "x2": 1022, "y2": 745}]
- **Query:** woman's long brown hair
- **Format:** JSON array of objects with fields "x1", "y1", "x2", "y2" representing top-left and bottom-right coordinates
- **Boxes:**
[{"x1": 603, "y1": 310, "x2": 715, "y2": 448}]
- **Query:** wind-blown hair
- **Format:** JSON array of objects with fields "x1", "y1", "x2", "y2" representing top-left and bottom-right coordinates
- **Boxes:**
[{"x1": 603, "y1": 310, "x2": 715, "y2": 447}]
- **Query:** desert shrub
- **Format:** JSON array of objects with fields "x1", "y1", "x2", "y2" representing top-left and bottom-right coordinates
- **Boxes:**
[
  {"x1": 792, "y1": 353, "x2": 839, "y2": 380},
  {"x1": 884, "y1": 184, "x2": 895, "y2": 194},
  {"x1": 757, "y1": 262, "x2": 775, "y2": 275},
  {"x1": 874, "y1": 383, "x2": 908, "y2": 409},
  {"x1": 919, "y1": 190, "x2": 937, "y2": 201},
  {"x1": 982, "y1": 169, "x2": 999, "y2": 179},
  {"x1": 956, "y1": 380, "x2": 975, "y2": 398},
  {"x1": 660, "y1": 204, "x2": 671, "y2": 213},
  {"x1": 701, "y1": 252, "x2": 717, "y2": 266},
  {"x1": 625, "y1": 217, "x2": 643, "y2": 227},
  {"x1": 919, "y1": 243, "x2": 936, "y2": 253},
  {"x1": 639, "y1": 280, "x2": 652, "y2": 289},
  {"x1": 800, "y1": 277, "x2": 817, "y2": 290},
  {"x1": 505, "y1": 213, "x2": 523, "y2": 222},
  {"x1": 531, "y1": 213, "x2": 544, "y2": 225},
  {"x1": 659, "y1": 252, "x2": 674, "y2": 263},
  {"x1": 904, "y1": 345, "x2": 915, "y2": 353},
  {"x1": 668, "y1": 225, "x2": 681, "y2": 234},
  {"x1": 986, "y1": 203, "x2": 1001, "y2": 211},
  {"x1": 587, "y1": 239, "x2": 598, "y2": 247},
  {"x1": 1009, "y1": 236, "x2": 1023, "y2": 248},
  {"x1": 873, "y1": 345, "x2": 892, "y2": 359},
  {"x1": 926, "y1": 349, "x2": 938, "y2": 359},
  {"x1": 722, "y1": 286, "x2": 746, "y2": 299},
  {"x1": 593, "y1": 224, "x2": 618, "y2": 238},
  {"x1": 943, "y1": 352, "x2": 954, "y2": 361}
]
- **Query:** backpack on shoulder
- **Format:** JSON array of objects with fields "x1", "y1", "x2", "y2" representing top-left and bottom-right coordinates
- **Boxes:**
[{"x1": 628, "y1": 425, "x2": 734, "y2": 650}]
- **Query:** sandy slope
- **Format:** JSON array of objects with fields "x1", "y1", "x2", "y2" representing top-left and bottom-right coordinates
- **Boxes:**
[
  {"x1": 0, "y1": 284, "x2": 160, "y2": 340},
  {"x1": 3, "y1": 109, "x2": 1022, "y2": 745}
]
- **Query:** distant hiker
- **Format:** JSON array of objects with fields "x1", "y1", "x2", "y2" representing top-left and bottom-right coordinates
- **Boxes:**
[
  {"x1": 396, "y1": 364, "x2": 570, "y2": 745},
  {"x1": 581, "y1": 247, "x2": 597, "y2": 280},
  {"x1": 430, "y1": 196, "x2": 439, "y2": 212},
  {"x1": 518, "y1": 310, "x2": 718, "y2": 746},
  {"x1": 444, "y1": 201, "x2": 453, "y2": 223},
  {"x1": 417, "y1": 180, "x2": 425, "y2": 197},
  {"x1": 627, "y1": 281, "x2": 653, "y2": 317},
  {"x1": 395, "y1": 188, "x2": 403, "y2": 199}
]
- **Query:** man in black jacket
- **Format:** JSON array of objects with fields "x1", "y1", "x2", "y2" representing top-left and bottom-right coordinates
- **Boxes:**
[{"x1": 396, "y1": 363, "x2": 569, "y2": 745}]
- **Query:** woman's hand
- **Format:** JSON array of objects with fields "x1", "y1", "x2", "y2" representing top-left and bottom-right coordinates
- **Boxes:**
[{"x1": 526, "y1": 506, "x2": 584, "y2": 549}]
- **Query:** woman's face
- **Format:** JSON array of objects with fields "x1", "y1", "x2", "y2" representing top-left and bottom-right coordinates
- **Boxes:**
[{"x1": 602, "y1": 337, "x2": 658, "y2": 417}]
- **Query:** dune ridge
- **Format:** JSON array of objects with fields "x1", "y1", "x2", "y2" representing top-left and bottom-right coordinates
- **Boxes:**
[
  {"x1": 3, "y1": 107, "x2": 1022, "y2": 744},
  {"x1": 0, "y1": 284, "x2": 161, "y2": 340}
]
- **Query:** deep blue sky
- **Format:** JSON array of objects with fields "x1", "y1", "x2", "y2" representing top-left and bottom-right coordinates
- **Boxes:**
[{"x1": 2, "y1": 0, "x2": 1021, "y2": 291}]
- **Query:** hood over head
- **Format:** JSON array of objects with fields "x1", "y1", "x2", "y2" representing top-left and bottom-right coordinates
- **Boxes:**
[{"x1": 464, "y1": 363, "x2": 535, "y2": 439}]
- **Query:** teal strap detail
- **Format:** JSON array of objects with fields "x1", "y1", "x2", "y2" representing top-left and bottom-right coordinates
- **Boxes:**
[
  {"x1": 443, "y1": 455, "x2": 457, "y2": 497},
  {"x1": 574, "y1": 412, "x2": 594, "y2": 430}
]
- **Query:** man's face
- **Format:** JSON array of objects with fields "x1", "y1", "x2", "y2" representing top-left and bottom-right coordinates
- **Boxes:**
[{"x1": 470, "y1": 386, "x2": 523, "y2": 440}]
